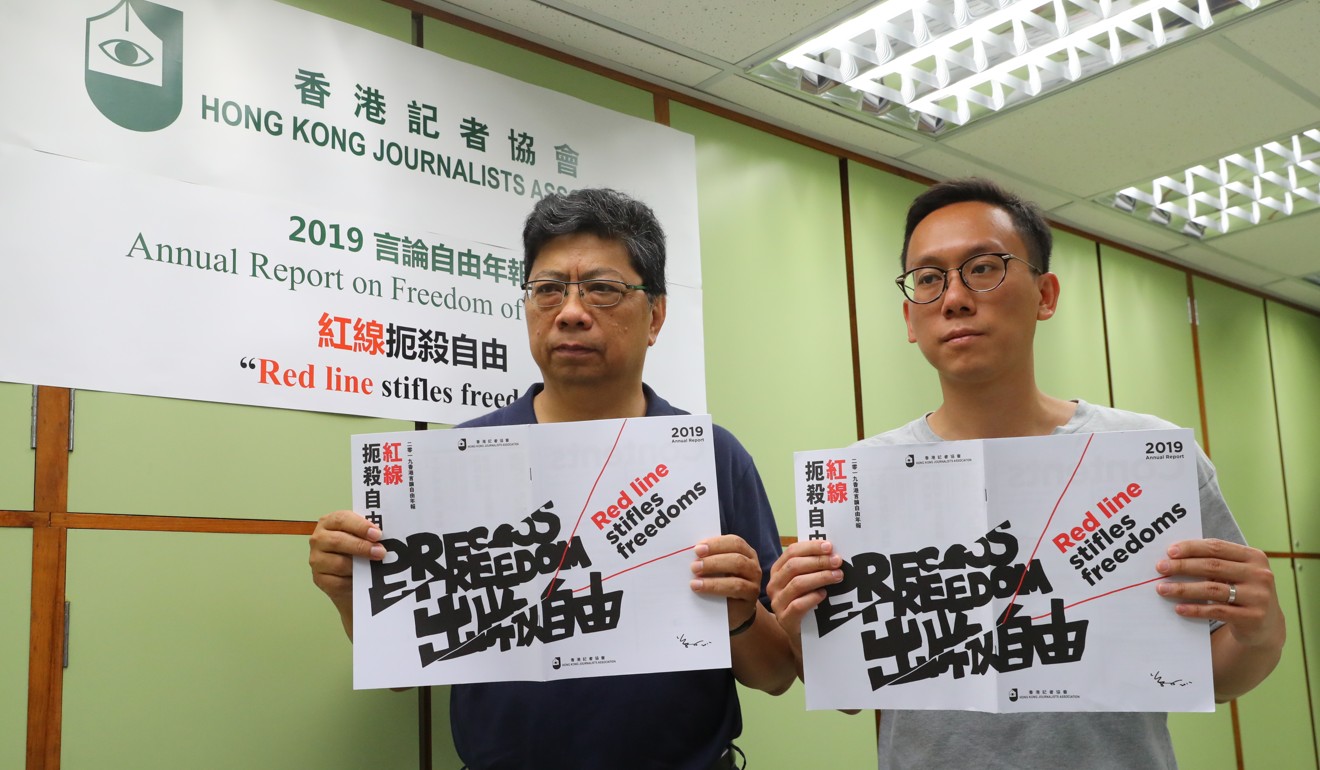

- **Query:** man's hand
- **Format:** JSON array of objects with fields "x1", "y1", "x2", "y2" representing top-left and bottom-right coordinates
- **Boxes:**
[
  {"x1": 689, "y1": 534, "x2": 797, "y2": 695},
  {"x1": 765, "y1": 539, "x2": 843, "y2": 682},
  {"x1": 689, "y1": 534, "x2": 762, "y2": 631},
  {"x1": 1156, "y1": 537, "x2": 1286, "y2": 700},
  {"x1": 308, "y1": 509, "x2": 385, "y2": 639},
  {"x1": 767, "y1": 539, "x2": 843, "y2": 639}
]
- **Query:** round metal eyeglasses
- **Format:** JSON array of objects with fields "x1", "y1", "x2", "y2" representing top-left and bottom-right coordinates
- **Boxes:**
[
  {"x1": 895, "y1": 252, "x2": 1040, "y2": 304},
  {"x1": 521, "y1": 279, "x2": 648, "y2": 309}
]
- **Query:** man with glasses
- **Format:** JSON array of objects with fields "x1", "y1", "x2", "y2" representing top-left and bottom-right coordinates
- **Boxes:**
[
  {"x1": 768, "y1": 178, "x2": 1285, "y2": 769},
  {"x1": 310, "y1": 188, "x2": 796, "y2": 769}
]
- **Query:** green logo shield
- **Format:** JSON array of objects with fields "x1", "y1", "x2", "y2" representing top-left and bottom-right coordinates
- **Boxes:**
[{"x1": 85, "y1": 0, "x2": 183, "y2": 131}]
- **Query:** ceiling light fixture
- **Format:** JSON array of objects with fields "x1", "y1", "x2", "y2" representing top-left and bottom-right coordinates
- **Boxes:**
[
  {"x1": 1101, "y1": 127, "x2": 1320, "y2": 239},
  {"x1": 748, "y1": 0, "x2": 1276, "y2": 136}
]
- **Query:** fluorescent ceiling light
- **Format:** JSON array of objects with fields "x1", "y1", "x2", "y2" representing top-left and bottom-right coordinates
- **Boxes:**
[
  {"x1": 748, "y1": 0, "x2": 1276, "y2": 136},
  {"x1": 1100, "y1": 127, "x2": 1320, "y2": 239}
]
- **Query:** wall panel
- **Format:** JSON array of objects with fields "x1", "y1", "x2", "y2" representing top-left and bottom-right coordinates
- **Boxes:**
[
  {"x1": 1236, "y1": 558, "x2": 1318, "y2": 769},
  {"x1": 737, "y1": 683, "x2": 876, "y2": 767},
  {"x1": 670, "y1": 104, "x2": 854, "y2": 529},
  {"x1": 670, "y1": 104, "x2": 874, "y2": 766},
  {"x1": 278, "y1": 0, "x2": 412, "y2": 41},
  {"x1": 1267, "y1": 301, "x2": 1320, "y2": 552},
  {"x1": 423, "y1": 19, "x2": 654, "y2": 121},
  {"x1": 61, "y1": 530, "x2": 421, "y2": 769},
  {"x1": 0, "y1": 529, "x2": 31, "y2": 770},
  {"x1": 0, "y1": 382, "x2": 34, "y2": 510},
  {"x1": 67, "y1": 392, "x2": 410, "y2": 519},
  {"x1": 1168, "y1": 704, "x2": 1237, "y2": 770},
  {"x1": 426, "y1": 687, "x2": 471, "y2": 769},
  {"x1": 1034, "y1": 232, "x2": 1109, "y2": 406},
  {"x1": 1297, "y1": 559, "x2": 1320, "y2": 761},
  {"x1": 1194, "y1": 280, "x2": 1289, "y2": 551},
  {"x1": 846, "y1": 161, "x2": 938, "y2": 438},
  {"x1": 1098, "y1": 247, "x2": 1201, "y2": 442}
]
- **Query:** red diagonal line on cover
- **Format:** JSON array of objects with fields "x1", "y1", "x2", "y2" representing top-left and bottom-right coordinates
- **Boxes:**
[
  {"x1": 572, "y1": 545, "x2": 691, "y2": 592},
  {"x1": 1030, "y1": 575, "x2": 1165, "y2": 620},
  {"x1": 544, "y1": 418, "x2": 629, "y2": 600},
  {"x1": 999, "y1": 433, "x2": 1094, "y2": 626}
]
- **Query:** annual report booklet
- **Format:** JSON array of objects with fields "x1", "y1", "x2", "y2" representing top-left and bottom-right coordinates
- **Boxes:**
[
  {"x1": 795, "y1": 428, "x2": 1213, "y2": 713},
  {"x1": 351, "y1": 414, "x2": 728, "y2": 689}
]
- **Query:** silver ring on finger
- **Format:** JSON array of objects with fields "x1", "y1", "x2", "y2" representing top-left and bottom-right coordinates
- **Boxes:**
[{"x1": 1225, "y1": 583, "x2": 1237, "y2": 605}]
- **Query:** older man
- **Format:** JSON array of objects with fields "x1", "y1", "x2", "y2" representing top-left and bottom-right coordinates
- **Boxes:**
[{"x1": 311, "y1": 188, "x2": 795, "y2": 770}]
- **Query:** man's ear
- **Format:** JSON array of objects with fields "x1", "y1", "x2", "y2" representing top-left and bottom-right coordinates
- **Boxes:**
[
  {"x1": 647, "y1": 294, "x2": 667, "y2": 345},
  {"x1": 1037, "y1": 272, "x2": 1060, "y2": 321},
  {"x1": 903, "y1": 300, "x2": 917, "y2": 343}
]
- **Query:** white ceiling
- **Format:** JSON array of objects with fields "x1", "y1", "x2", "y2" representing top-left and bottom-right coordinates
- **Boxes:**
[{"x1": 415, "y1": 0, "x2": 1320, "y2": 312}]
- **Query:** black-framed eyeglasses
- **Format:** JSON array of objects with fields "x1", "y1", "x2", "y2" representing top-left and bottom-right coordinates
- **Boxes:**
[
  {"x1": 895, "y1": 253, "x2": 1040, "y2": 304},
  {"x1": 521, "y1": 279, "x2": 648, "y2": 309}
]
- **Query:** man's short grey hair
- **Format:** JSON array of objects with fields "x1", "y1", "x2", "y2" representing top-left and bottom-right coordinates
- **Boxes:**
[{"x1": 522, "y1": 188, "x2": 667, "y2": 298}]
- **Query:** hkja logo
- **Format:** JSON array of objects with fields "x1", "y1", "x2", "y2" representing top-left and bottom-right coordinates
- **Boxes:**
[
  {"x1": 86, "y1": 0, "x2": 183, "y2": 131},
  {"x1": 458, "y1": 438, "x2": 468, "y2": 451},
  {"x1": 905, "y1": 454, "x2": 915, "y2": 468}
]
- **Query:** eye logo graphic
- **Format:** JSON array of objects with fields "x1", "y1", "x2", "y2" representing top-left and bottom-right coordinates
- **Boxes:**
[
  {"x1": 85, "y1": 0, "x2": 183, "y2": 131},
  {"x1": 905, "y1": 454, "x2": 915, "y2": 468},
  {"x1": 1008, "y1": 688, "x2": 1019, "y2": 702},
  {"x1": 551, "y1": 657, "x2": 561, "y2": 670},
  {"x1": 458, "y1": 438, "x2": 467, "y2": 451}
]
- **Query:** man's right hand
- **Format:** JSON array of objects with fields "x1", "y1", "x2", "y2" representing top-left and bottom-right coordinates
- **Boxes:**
[
  {"x1": 767, "y1": 539, "x2": 843, "y2": 676},
  {"x1": 308, "y1": 509, "x2": 385, "y2": 639}
]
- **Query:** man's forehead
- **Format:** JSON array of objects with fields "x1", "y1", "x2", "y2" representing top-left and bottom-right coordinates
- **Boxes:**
[
  {"x1": 528, "y1": 233, "x2": 633, "y2": 276},
  {"x1": 908, "y1": 202, "x2": 1024, "y2": 262}
]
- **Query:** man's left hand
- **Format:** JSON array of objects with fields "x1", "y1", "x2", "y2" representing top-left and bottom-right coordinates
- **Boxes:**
[
  {"x1": 690, "y1": 534, "x2": 762, "y2": 632},
  {"x1": 1155, "y1": 538, "x2": 1284, "y2": 649}
]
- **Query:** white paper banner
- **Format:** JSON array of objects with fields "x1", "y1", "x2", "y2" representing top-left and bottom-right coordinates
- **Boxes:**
[{"x1": 0, "y1": 0, "x2": 706, "y2": 422}]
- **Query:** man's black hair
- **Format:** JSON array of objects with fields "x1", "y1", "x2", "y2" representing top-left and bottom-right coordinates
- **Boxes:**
[{"x1": 901, "y1": 178, "x2": 1052, "y2": 273}]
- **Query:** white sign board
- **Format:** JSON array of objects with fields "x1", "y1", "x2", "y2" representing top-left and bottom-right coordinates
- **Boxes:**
[
  {"x1": 795, "y1": 429, "x2": 1213, "y2": 713},
  {"x1": 0, "y1": 0, "x2": 706, "y2": 422}
]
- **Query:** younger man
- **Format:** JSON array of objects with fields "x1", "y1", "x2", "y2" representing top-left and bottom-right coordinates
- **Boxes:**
[{"x1": 768, "y1": 178, "x2": 1285, "y2": 769}]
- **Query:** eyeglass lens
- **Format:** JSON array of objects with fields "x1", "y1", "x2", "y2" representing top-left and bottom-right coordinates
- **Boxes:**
[
  {"x1": 524, "y1": 280, "x2": 631, "y2": 308},
  {"x1": 902, "y1": 254, "x2": 1012, "y2": 303}
]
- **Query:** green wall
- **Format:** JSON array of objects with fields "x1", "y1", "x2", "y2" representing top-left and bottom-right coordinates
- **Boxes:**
[
  {"x1": 1, "y1": 528, "x2": 31, "y2": 770},
  {"x1": 66, "y1": 392, "x2": 410, "y2": 520},
  {"x1": 1, "y1": 385, "x2": 33, "y2": 770},
  {"x1": 1098, "y1": 246, "x2": 1202, "y2": 443},
  {"x1": 849, "y1": 161, "x2": 941, "y2": 437},
  {"x1": 1298, "y1": 559, "x2": 1320, "y2": 757},
  {"x1": 1193, "y1": 280, "x2": 1318, "y2": 766},
  {"x1": 422, "y1": 19, "x2": 654, "y2": 121},
  {"x1": 61, "y1": 530, "x2": 420, "y2": 770},
  {"x1": 1194, "y1": 279, "x2": 1289, "y2": 550},
  {"x1": 0, "y1": 382, "x2": 33, "y2": 510},
  {"x1": 671, "y1": 104, "x2": 855, "y2": 529},
  {"x1": 1235, "y1": 558, "x2": 1318, "y2": 769},
  {"x1": 1269, "y1": 302, "x2": 1320, "y2": 552},
  {"x1": 2, "y1": 2, "x2": 1317, "y2": 769},
  {"x1": 1035, "y1": 232, "x2": 1110, "y2": 406}
]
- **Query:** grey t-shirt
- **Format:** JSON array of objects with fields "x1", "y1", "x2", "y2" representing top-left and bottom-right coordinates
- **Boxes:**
[{"x1": 855, "y1": 400, "x2": 1245, "y2": 770}]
